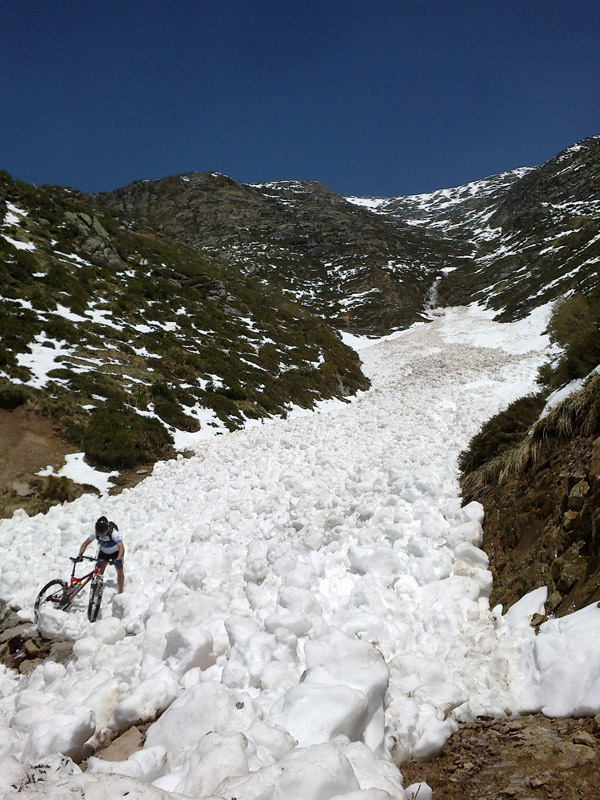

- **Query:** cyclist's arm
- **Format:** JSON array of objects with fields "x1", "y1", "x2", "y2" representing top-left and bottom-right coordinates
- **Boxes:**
[
  {"x1": 78, "y1": 537, "x2": 92, "y2": 557},
  {"x1": 117, "y1": 542, "x2": 124, "y2": 560}
]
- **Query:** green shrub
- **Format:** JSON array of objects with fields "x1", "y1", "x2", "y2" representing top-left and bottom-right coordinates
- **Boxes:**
[
  {"x1": 15, "y1": 250, "x2": 38, "y2": 273},
  {"x1": 0, "y1": 381, "x2": 28, "y2": 410},
  {"x1": 80, "y1": 403, "x2": 173, "y2": 469},
  {"x1": 458, "y1": 393, "x2": 547, "y2": 476},
  {"x1": 152, "y1": 396, "x2": 200, "y2": 431},
  {"x1": 39, "y1": 475, "x2": 83, "y2": 503},
  {"x1": 217, "y1": 383, "x2": 247, "y2": 401},
  {"x1": 150, "y1": 380, "x2": 175, "y2": 399},
  {"x1": 540, "y1": 292, "x2": 600, "y2": 389},
  {"x1": 548, "y1": 295, "x2": 596, "y2": 348}
]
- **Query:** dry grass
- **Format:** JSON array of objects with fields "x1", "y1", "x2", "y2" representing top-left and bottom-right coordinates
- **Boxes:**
[{"x1": 463, "y1": 372, "x2": 600, "y2": 495}]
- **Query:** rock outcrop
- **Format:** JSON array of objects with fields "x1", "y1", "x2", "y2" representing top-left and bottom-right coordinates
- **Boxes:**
[{"x1": 463, "y1": 431, "x2": 600, "y2": 617}]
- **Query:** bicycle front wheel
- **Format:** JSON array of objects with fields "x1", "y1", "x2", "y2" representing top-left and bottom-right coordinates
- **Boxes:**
[
  {"x1": 87, "y1": 577, "x2": 104, "y2": 622},
  {"x1": 34, "y1": 579, "x2": 68, "y2": 621}
]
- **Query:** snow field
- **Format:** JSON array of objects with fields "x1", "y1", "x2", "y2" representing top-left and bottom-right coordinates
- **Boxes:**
[{"x1": 0, "y1": 306, "x2": 599, "y2": 799}]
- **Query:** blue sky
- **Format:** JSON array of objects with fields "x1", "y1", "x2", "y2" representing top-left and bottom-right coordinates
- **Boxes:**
[{"x1": 2, "y1": 1, "x2": 599, "y2": 196}]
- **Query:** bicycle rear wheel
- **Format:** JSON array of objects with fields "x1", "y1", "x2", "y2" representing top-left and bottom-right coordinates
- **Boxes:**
[
  {"x1": 34, "y1": 579, "x2": 68, "y2": 621},
  {"x1": 87, "y1": 577, "x2": 104, "y2": 622}
]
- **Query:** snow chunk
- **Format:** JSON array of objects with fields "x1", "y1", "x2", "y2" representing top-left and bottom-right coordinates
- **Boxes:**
[
  {"x1": 216, "y1": 742, "x2": 361, "y2": 800},
  {"x1": 272, "y1": 631, "x2": 389, "y2": 756},
  {"x1": 534, "y1": 602, "x2": 600, "y2": 716},
  {"x1": 152, "y1": 731, "x2": 251, "y2": 796},
  {"x1": 110, "y1": 668, "x2": 179, "y2": 731},
  {"x1": 165, "y1": 625, "x2": 215, "y2": 677},
  {"x1": 406, "y1": 782, "x2": 432, "y2": 800},
  {"x1": 22, "y1": 707, "x2": 95, "y2": 763},
  {"x1": 144, "y1": 682, "x2": 254, "y2": 769}
]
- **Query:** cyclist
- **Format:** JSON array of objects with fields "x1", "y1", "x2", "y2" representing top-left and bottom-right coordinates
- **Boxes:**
[{"x1": 77, "y1": 516, "x2": 125, "y2": 593}]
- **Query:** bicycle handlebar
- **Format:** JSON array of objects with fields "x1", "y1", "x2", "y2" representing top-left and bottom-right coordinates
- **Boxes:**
[{"x1": 70, "y1": 555, "x2": 98, "y2": 563}]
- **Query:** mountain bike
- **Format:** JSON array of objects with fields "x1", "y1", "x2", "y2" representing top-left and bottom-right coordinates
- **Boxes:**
[{"x1": 34, "y1": 555, "x2": 104, "y2": 623}]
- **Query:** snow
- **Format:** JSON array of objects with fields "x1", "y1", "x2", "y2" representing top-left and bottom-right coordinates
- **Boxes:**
[
  {"x1": 540, "y1": 365, "x2": 600, "y2": 418},
  {"x1": 171, "y1": 405, "x2": 230, "y2": 448},
  {"x1": 1, "y1": 305, "x2": 599, "y2": 799},
  {"x1": 437, "y1": 302, "x2": 554, "y2": 354},
  {"x1": 345, "y1": 197, "x2": 387, "y2": 211},
  {"x1": 3, "y1": 202, "x2": 28, "y2": 227},
  {"x1": 532, "y1": 603, "x2": 600, "y2": 716},
  {"x1": 15, "y1": 333, "x2": 74, "y2": 388},
  {"x1": 37, "y1": 453, "x2": 119, "y2": 496},
  {"x1": 84, "y1": 306, "x2": 124, "y2": 330},
  {"x1": 1, "y1": 233, "x2": 36, "y2": 251}
]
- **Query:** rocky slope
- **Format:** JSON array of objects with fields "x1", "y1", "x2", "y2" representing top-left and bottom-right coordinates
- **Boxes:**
[
  {"x1": 459, "y1": 357, "x2": 600, "y2": 618},
  {"x1": 349, "y1": 135, "x2": 600, "y2": 320},
  {"x1": 98, "y1": 173, "x2": 466, "y2": 335},
  {"x1": 401, "y1": 713, "x2": 600, "y2": 800},
  {"x1": 466, "y1": 426, "x2": 600, "y2": 618},
  {"x1": 98, "y1": 136, "x2": 600, "y2": 336}
]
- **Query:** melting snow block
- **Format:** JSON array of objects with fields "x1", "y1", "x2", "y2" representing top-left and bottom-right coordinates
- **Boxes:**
[
  {"x1": 272, "y1": 631, "x2": 389, "y2": 756},
  {"x1": 152, "y1": 731, "x2": 250, "y2": 796},
  {"x1": 460, "y1": 501, "x2": 484, "y2": 524},
  {"x1": 109, "y1": 668, "x2": 179, "y2": 731},
  {"x1": 164, "y1": 625, "x2": 215, "y2": 678},
  {"x1": 144, "y1": 682, "x2": 254, "y2": 769},
  {"x1": 216, "y1": 743, "x2": 361, "y2": 800},
  {"x1": 0, "y1": 722, "x2": 21, "y2": 761},
  {"x1": 405, "y1": 782, "x2": 432, "y2": 800},
  {"x1": 272, "y1": 684, "x2": 369, "y2": 746},
  {"x1": 534, "y1": 602, "x2": 600, "y2": 716},
  {"x1": 87, "y1": 745, "x2": 168, "y2": 783},
  {"x1": 22, "y1": 707, "x2": 95, "y2": 763}
]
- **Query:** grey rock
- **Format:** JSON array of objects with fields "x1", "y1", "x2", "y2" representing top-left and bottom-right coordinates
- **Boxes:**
[
  {"x1": 568, "y1": 480, "x2": 590, "y2": 512},
  {"x1": 0, "y1": 623, "x2": 32, "y2": 644},
  {"x1": 91, "y1": 216, "x2": 109, "y2": 238},
  {"x1": 80, "y1": 236, "x2": 123, "y2": 270}
]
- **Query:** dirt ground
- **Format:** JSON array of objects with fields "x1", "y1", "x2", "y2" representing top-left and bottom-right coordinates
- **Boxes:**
[
  {"x1": 0, "y1": 406, "x2": 71, "y2": 488},
  {"x1": 0, "y1": 406, "x2": 153, "y2": 519},
  {"x1": 0, "y1": 406, "x2": 80, "y2": 517},
  {"x1": 401, "y1": 714, "x2": 600, "y2": 800}
]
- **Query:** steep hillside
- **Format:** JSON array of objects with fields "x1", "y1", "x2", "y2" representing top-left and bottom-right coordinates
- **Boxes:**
[
  {"x1": 2, "y1": 133, "x2": 599, "y2": 518},
  {"x1": 458, "y1": 291, "x2": 600, "y2": 617},
  {"x1": 345, "y1": 166, "x2": 533, "y2": 241},
  {"x1": 98, "y1": 173, "x2": 466, "y2": 335},
  {"x1": 349, "y1": 136, "x2": 600, "y2": 319},
  {"x1": 460, "y1": 376, "x2": 600, "y2": 618},
  {"x1": 0, "y1": 172, "x2": 367, "y2": 513},
  {"x1": 98, "y1": 135, "x2": 600, "y2": 335}
]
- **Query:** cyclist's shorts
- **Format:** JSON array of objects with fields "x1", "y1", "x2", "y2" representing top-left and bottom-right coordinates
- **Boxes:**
[{"x1": 98, "y1": 551, "x2": 121, "y2": 564}]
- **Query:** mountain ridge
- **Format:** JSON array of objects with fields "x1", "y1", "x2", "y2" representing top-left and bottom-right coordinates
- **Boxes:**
[{"x1": 98, "y1": 134, "x2": 600, "y2": 330}]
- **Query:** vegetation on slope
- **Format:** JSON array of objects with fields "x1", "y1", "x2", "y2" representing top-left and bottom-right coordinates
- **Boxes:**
[
  {"x1": 0, "y1": 171, "x2": 369, "y2": 480},
  {"x1": 537, "y1": 291, "x2": 600, "y2": 390},
  {"x1": 458, "y1": 294, "x2": 600, "y2": 616},
  {"x1": 460, "y1": 292, "x2": 600, "y2": 490}
]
